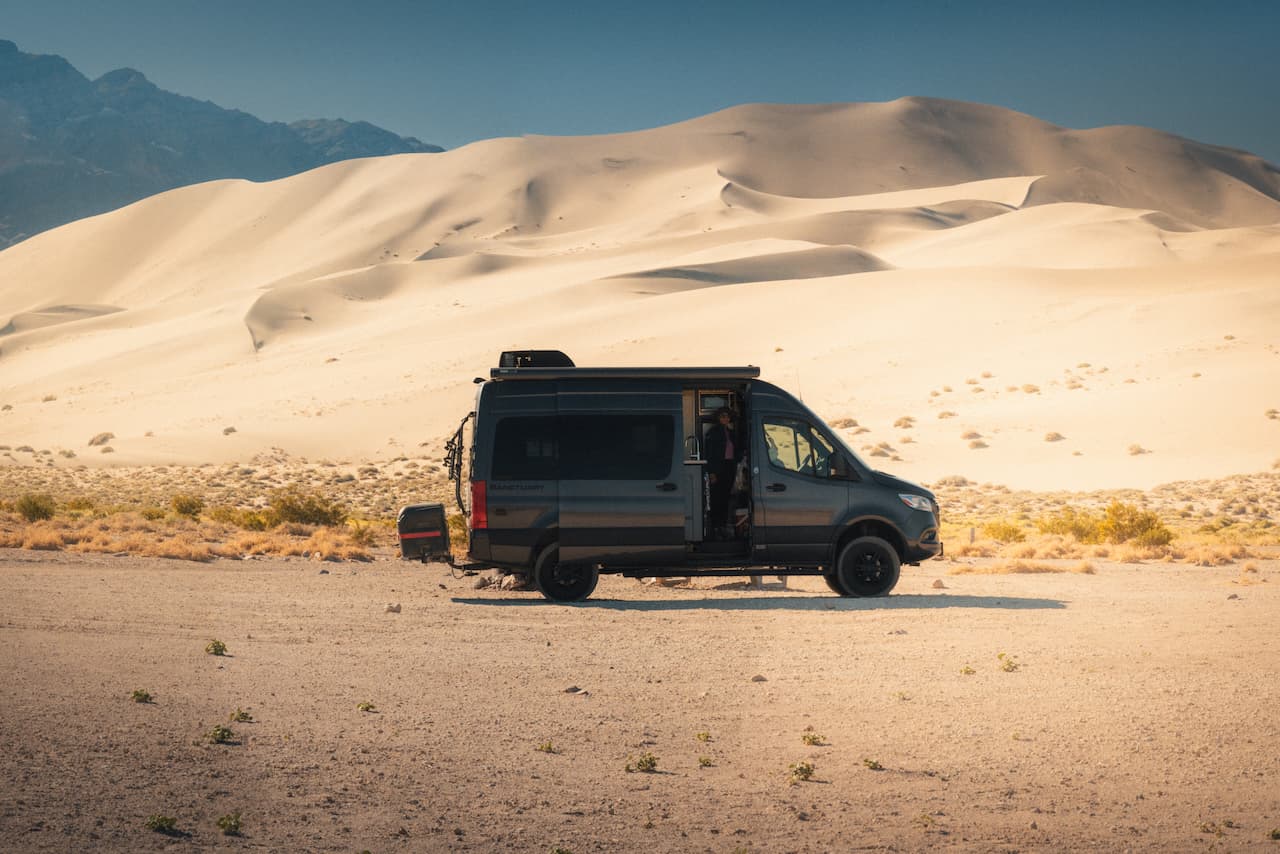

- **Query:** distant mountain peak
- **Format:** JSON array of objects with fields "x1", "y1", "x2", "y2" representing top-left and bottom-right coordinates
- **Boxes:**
[{"x1": 0, "y1": 39, "x2": 443, "y2": 248}]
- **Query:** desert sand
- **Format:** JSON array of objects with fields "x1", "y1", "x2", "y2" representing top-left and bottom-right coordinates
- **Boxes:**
[
  {"x1": 1, "y1": 98, "x2": 1278, "y2": 492},
  {"x1": 1, "y1": 547, "x2": 1277, "y2": 851}
]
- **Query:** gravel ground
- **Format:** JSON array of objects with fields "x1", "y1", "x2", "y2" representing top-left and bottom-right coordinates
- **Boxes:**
[{"x1": 1, "y1": 548, "x2": 1278, "y2": 852}]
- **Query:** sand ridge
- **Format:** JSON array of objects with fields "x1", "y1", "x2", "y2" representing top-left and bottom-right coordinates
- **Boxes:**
[{"x1": 0, "y1": 97, "x2": 1278, "y2": 490}]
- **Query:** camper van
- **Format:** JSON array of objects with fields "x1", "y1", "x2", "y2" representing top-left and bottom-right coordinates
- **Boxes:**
[{"x1": 441, "y1": 351, "x2": 941, "y2": 602}]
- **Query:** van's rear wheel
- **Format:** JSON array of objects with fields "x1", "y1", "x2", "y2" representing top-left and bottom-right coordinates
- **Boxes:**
[
  {"x1": 533, "y1": 545, "x2": 598, "y2": 602},
  {"x1": 835, "y1": 536, "x2": 901, "y2": 597}
]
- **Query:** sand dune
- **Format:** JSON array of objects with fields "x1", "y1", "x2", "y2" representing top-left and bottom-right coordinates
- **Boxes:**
[{"x1": 1, "y1": 97, "x2": 1277, "y2": 490}]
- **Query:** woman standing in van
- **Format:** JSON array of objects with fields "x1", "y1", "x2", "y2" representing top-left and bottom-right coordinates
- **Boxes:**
[{"x1": 705, "y1": 407, "x2": 743, "y2": 539}]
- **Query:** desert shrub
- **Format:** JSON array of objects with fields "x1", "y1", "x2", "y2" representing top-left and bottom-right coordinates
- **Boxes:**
[
  {"x1": 1098, "y1": 501, "x2": 1173, "y2": 546},
  {"x1": 217, "y1": 812, "x2": 242, "y2": 836},
  {"x1": 1036, "y1": 507, "x2": 1105, "y2": 543},
  {"x1": 16, "y1": 492, "x2": 56, "y2": 522},
  {"x1": 981, "y1": 520, "x2": 1026, "y2": 543},
  {"x1": 269, "y1": 487, "x2": 347, "y2": 526},
  {"x1": 63, "y1": 496, "x2": 95, "y2": 512},
  {"x1": 348, "y1": 520, "x2": 378, "y2": 547},
  {"x1": 139, "y1": 506, "x2": 165, "y2": 521},
  {"x1": 145, "y1": 815, "x2": 177, "y2": 834},
  {"x1": 209, "y1": 505, "x2": 272, "y2": 531},
  {"x1": 170, "y1": 494, "x2": 204, "y2": 519}
]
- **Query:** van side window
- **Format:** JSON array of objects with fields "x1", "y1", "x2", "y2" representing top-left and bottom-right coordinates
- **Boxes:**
[
  {"x1": 763, "y1": 417, "x2": 834, "y2": 478},
  {"x1": 492, "y1": 416, "x2": 558, "y2": 480},
  {"x1": 560, "y1": 413, "x2": 673, "y2": 480}
]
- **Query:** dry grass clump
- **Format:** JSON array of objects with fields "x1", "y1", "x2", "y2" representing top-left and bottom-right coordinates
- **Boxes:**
[
  {"x1": 88, "y1": 432, "x2": 114, "y2": 447},
  {"x1": 1045, "y1": 432, "x2": 1066, "y2": 442},
  {"x1": 950, "y1": 560, "x2": 1095, "y2": 575}
]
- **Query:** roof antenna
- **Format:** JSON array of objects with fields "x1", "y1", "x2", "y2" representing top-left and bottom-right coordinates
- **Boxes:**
[{"x1": 794, "y1": 368, "x2": 804, "y2": 403}]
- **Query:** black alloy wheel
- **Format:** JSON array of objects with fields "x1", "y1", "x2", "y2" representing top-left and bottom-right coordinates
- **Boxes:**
[
  {"x1": 533, "y1": 545, "x2": 599, "y2": 602},
  {"x1": 835, "y1": 536, "x2": 901, "y2": 597}
]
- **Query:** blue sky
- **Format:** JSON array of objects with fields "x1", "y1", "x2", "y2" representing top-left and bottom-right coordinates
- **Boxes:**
[{"x1": 4, "y1": 0, "x2": 1279, "y2": 162}]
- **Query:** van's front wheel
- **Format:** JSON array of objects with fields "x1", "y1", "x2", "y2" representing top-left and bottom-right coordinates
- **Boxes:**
[
  {"x1": 533, "y1": 545, "x2": 598, "y2": 602},
  {"x1": 835, "y1": 536, "x2": 901, "y2": 597}
]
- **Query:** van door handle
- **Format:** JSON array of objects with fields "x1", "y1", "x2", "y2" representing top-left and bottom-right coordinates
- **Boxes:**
[
  {"x1": 657, "y1": 482, "x2": 677, "y2": 491},
  {"x1": 766, "y1": 483, "x2": 786, "y2": 492}
]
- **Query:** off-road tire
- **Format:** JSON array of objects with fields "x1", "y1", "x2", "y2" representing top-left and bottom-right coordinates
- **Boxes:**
[
  {"x1": 834, "y1": 536, "x2": 901, "y2": 597},
  {"x1": 532, "y1": 544, "x2": 598, "y2": 602}
]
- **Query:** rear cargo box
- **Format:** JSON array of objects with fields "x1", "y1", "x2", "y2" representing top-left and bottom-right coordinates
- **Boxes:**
[{"x1": 397, "y1": 503, "x2": 450, "y2": 561}]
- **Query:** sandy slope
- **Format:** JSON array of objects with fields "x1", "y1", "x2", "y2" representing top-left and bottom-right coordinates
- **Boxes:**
[
  {"x1": 0, "y1": 97, "x2": 1278, "y2": 490},
  {"x1": 1, "y1": 548, "x2": 1277, "y2": 852}
]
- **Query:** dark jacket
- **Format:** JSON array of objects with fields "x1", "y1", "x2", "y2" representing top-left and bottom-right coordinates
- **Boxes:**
[{"x1": 704, "y1": 423, "x2": 743, "y2": 465}]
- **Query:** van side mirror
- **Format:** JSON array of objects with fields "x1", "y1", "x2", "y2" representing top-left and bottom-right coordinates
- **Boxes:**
[{"x1": 831, "y1": 455, "x2": 852, "y2": 479}]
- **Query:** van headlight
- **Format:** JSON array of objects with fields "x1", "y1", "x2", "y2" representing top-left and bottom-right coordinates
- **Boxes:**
[{"x1": 899, "y1": 494, "x2": 934, "y2": 513}]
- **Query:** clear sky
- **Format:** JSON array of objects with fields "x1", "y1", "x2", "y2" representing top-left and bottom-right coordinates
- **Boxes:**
[{"x1": 4, "y1": 0, "x2": 1278, "y2": 163}]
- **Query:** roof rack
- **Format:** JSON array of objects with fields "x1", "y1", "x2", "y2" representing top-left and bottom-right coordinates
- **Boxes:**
[{"x1": 490, "y1": 366, "x2": 761, "y2": 381}]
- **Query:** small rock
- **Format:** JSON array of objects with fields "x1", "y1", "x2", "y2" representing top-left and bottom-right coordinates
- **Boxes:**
[
  {"x1": 750, "y1": 675, "x2": 767, "y2": 683},
  {"x1": 472, "y1": 576, "x2": 491, "y2": 590},
  {"x1": 499, "y1": 573, "x2": 529, "y2": 591},
  {"x1": 318, "y1": 569, "x2": 329, "y2": 575},
  {"x1": 932, "y1": 579, "x2": 947, "y2": 589},
  {"x1": 1030, "y1": 821, "x2": 1038, "y2": 830},
  {"x1": 1227, "y1": 593, "x2": 1239, "y2": 600},
  {"x1": 438, "y1": 583, "x2": 446, "y2": 589},
  {"x1": 385, "y1": 603, "x2": 401, "y2": 613}
]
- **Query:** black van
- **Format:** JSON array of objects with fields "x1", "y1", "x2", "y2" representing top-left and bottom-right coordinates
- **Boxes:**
[{"x1": 443, "y1": 351, "x2": 942, "y2": 602}]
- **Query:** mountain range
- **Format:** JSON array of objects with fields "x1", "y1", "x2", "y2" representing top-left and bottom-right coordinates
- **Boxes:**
[{"x1": 0, "y1": 38, "x2": 441, "y2": 248}]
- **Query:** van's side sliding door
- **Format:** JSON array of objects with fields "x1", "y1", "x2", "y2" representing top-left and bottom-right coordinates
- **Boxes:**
[{"x1": 558, "y1": 380, "x2": 685, "y2": 566}]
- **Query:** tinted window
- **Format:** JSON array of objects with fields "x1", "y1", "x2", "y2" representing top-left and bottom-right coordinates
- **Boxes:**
[
  {"x1": 560, "y1": 414, "x2": 673, "y2": 480},
  {"x1": 492, "y1": 416, "x2": 558, "y2": 480},
  {"x1": 763, "y1": 417, "x2": 835, "y2": 478}
]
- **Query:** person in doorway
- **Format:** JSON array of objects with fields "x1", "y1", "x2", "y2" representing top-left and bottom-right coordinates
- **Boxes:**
[{"x1": 705, "y1": 407, "x2": 742, "y2": 539}]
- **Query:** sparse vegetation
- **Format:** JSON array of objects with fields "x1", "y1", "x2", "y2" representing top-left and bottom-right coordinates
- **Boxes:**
[
  {"x1": 536, "y1": 740, "x2": 559, "y2": 754},
  {"x1": 131, "y1": 689, "x2": 153, "y2": 704},
  {"x1": 698, "y1": 756, "x2": 713, "y2": 767},
  {"x1": 170, "y1": 493, "x2": 204, "y2": 519},
  {"x1": 205, "y1": 639, "x2": 227, "y2": 656},
  {"x1": 862, "y1": 758, "x2": 883, "y2": 771},
  {"x1": 17, "y1": 493, "x2": 55, "y2": 522},
  {"x1": 695, "y1": 731, "x2": 711, "y2": 742},
  {"x1": 960, "y1": 665, "x2": 975, "y2": 675},
  {"x1": 789, "y1": 761, "x2": 815, "y2": 783},
  {"x1": 981, "y1": 519, "x2": 1025, "y2": 543},
  {"x1": 626, "y1": 752, "x2": 658, "y2": 773},
  {"x1": 217, "y1": 812, "x2": 242, "y2": 836},
  {"x1": 207, "y1": 724, "x2": 234, "y2": 744},
  {"x1": 229, "y1": 707, "x2": 253, "y2": 722},
  {"x1": 357, "y1": 701, "x2": 376, "y2": 712},
  {"x1": 88, "y1": 432, "x2": 114, "y2": 447},
  {"x1": 145, "y1": 814, "x2": 178, "y2": 834},
  {"x1": 998, "y1": 652, "x2": 1021, "y2": 672},
  {"x1": 269, "y1": 487, "x2": 347, "y2": 526},
  {"x1": 801, "y1": 730, "x2": 825, "y2": 746}
]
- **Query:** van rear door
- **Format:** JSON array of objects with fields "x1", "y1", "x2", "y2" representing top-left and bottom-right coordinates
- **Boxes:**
[{"x1": 558, "y1": 380, "x2": 685, "y2": 566}]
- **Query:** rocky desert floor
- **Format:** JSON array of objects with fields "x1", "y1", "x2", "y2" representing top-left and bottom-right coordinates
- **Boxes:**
[{"x1": 1, "y1": 547, "x2": 1278, "y2": 852}]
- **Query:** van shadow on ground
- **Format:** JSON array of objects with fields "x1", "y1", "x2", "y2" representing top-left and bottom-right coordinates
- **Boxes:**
[{"x1": 451, "y1": 594, "x2": 1066, "y2": 612}]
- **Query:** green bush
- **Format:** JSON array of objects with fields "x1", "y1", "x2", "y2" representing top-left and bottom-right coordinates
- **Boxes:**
[
  {"x1": 208, "y1": 506, "x2": 272, "y2": 530},
  {"x1": 1037, "y1": 502, "x2": 1172, "y2": 546},
  {"x1": 170, "y1": 494, "x2": 204, "y2": 519},
  {"x1": 269, "y1": 487, "x2": 347, "y2": 527},
  {"x1": 981, "y1": 520, "x2": 1026, "y2": 543},
  {"x1": 1036, "y1": 506, "x2": 1104, "y2": 543},
  {"x1": 139, "y1": 506, "x2": 166, "y2": 521},
  {"x1": 16, "y1": 493, "x2": 55, "y2": 522},
  {"x1": 1099, "y1": 500, "x2": 1173, "y2": 547}
]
